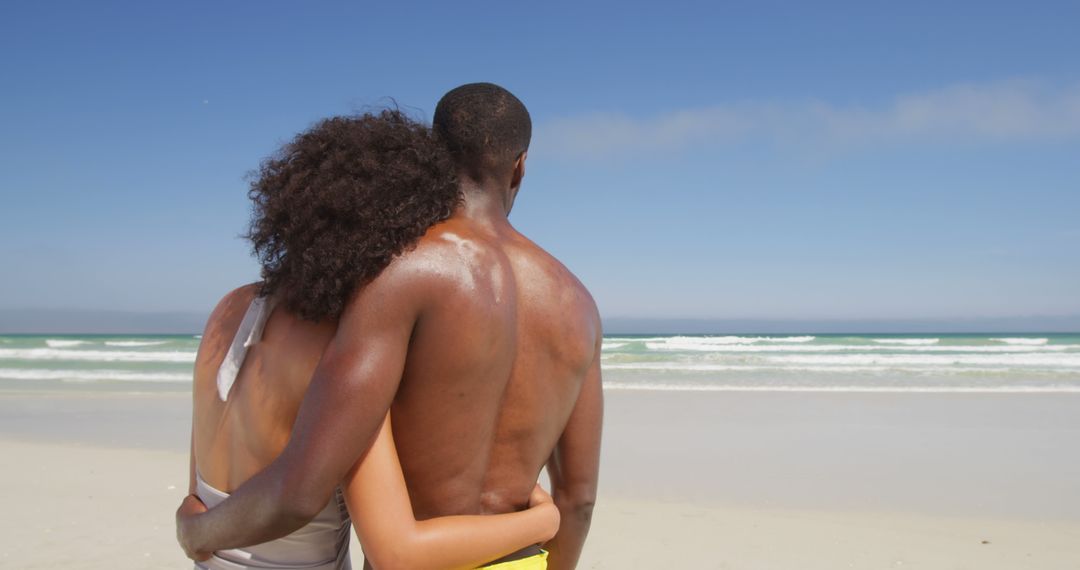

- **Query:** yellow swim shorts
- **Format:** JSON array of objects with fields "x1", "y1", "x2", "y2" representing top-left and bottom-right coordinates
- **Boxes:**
[{"x1": 479, "y1": 550, "x2": 548, "y2": 569}]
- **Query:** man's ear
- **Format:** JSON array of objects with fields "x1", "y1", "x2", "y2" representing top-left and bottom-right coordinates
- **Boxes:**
[{"x1": 510, "y1": 151, "x2": 527, "y2": 190}]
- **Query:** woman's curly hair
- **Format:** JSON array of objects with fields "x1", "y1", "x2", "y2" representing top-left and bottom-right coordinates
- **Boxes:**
[{"x1": 246, "y1": 109, "x2": 460, "y2": 321}]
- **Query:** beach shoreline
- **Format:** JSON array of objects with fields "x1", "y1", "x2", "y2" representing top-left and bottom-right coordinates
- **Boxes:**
[
  {"x1": 4, "y1": 438, "x2": 1080, "y2": 569},
  {"x1": 2, "y1": 389, "x2": 1079, "y2": 568}
]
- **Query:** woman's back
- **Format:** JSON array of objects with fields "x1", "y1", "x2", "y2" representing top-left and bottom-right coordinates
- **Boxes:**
[
  {"x1": 191, "y1": 284, "x2": 347, "y2": 569},
  {"x1": 194, "y1": 284, "x2": 334, "y2": 487}
]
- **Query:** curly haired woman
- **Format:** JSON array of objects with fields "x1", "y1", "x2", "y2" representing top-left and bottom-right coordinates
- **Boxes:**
[{"x1": 180, "y1": 110, "x2": 558, "y2": 569}]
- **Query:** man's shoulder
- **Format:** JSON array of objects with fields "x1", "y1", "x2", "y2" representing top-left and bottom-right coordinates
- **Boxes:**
[
  {"x1": 394, "y1": 223, "x2": 508, "y2": 278},
  {"x1": 510, "y1": 233, "x2": 598, "y2": 313},
  {"x1": 416, "y1": 221, "x2": 506, "y2": 256},
  {"x1": 374, "y1": 223, "x2": 598, "y2": 320},
  {"x1": 359, "y1": 224, "x2": 503, "y2": 304}
]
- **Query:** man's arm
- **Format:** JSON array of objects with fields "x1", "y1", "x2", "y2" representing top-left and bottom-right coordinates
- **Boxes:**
[
  {"x1": 544, "y1": 335, "x2": 604, "y2": 570},
  {"x1": 176, "y1": 266, "x2": 423, "y2": 559}
]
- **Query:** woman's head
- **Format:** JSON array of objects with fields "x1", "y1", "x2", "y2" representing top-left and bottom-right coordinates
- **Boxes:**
[{"x1": 246, "y1": 109, "x2": 460, "y2": 321}]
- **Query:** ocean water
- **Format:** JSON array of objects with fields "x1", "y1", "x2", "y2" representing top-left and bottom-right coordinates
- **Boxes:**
[
  {"x1": 1, "y1": 333, "x2": 1078, "y2": 393},
  {"x1": 601, "y1": 334, "x2": 1080, "y2": 392},
  {"x1": 0, "y1": 335, "x2": 200, "y2": 392}
]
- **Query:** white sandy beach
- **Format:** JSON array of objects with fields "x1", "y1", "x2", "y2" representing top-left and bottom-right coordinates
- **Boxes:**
[{"x1": 1, "y1": 390, "x2": 1078, "y2": 569}]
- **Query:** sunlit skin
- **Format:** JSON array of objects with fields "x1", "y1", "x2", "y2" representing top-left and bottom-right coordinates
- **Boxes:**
[
  {"x1": 177, "y1": 153, "x2": 603, "y2": 570},
  {"x1": 182, "y1": 281, "x2": 561, "y2": 569}
]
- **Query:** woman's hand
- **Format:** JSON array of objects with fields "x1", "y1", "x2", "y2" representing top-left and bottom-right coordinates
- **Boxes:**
[
  {"x1": 529, "y1": 483, "x2": 553, "y2": 508},
  {"x1": 527, "y1": 484, "x2": 560, "y2": 543},
  {"x1": 176, "y1": 494, "x2": 212, "y2": 562}
]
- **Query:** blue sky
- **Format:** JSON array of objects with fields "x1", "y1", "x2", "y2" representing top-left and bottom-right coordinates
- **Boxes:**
[{"x1": 1, "y1": 0, "x2": 1078, "y2": 324}]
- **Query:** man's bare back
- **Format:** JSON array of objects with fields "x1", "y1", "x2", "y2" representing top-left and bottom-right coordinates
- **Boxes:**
[{"x1": 387, "y1": 217, "x2": 600, "y2": 520}]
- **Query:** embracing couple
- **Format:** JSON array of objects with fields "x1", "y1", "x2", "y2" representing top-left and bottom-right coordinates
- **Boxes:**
[{"x1": 175, "y1": 83, "x2": 602, "y2": 570}]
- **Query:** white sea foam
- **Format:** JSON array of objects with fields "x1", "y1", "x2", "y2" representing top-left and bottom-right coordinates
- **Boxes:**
[
  {"x1": 601, "y1": 381, "x2": 1080, "y2": 394},
  {"x1": 0, "y1": 368, "x2": 191, "y2": 382},
  {"x1": 601, "y1": 342, "x2": 627, "y2": 350},
  {"x1": 760, "y1": 336, "x2": 816, "y2": 343},
  {"x1": 603, "y1": 337, "x2": 672, "y2": 343},
  {"x1": 0, "y1": 348, "x2": 196, "y2": 363},
  {"x1": 600, "y1": 362, "x2": 1062, "y2": 374},
  {"x1": 646, "y1": 338, "x2": 817, "y2": 351},
  {"x1": 765, "y1": 353, "x2": 1080, "y2": 368},
  {"x1": 992, "y1": 338, "x2": 1049, "y2": 345},
  {"x1": 45, "y1": 339, "x2": 90, "y2": 348},
  {"x1": 872, "y1": 338, "x2": 940, "y2": 345},
  {"x1": 673, "y1": 335, "x2": 816, "y2": 344},
  {"x1": 605, "y1": 363, "x2": 910, "y2": 373},
  {"x1": 104, "y1": 340, "x2": 170, "y2": 347},
  {"x1": 607, "y1": 336, "x2": 816, "y2": 346},
  {"x1": 643, "y1": 341, "x2": 1078, "y2": 353}
]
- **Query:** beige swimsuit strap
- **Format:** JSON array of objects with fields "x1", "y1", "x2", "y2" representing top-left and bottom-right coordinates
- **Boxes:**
[{"x1": 215, "y1": 295, "x2": 277, "y2": 401}]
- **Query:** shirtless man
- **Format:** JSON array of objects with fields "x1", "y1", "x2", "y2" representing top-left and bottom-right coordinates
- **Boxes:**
[{"x1": 177, "y1": 83, "x2": 603, "y2": 569}]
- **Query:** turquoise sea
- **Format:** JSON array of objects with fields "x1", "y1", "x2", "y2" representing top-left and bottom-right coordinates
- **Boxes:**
[{"x1": 1, "y1": 333, "x2": 1078, "y2": 393}]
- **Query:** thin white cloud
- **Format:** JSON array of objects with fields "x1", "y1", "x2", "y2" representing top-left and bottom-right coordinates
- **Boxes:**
[{"x1": 535, "y1": 80, "x2": 1080, "y2": 157}]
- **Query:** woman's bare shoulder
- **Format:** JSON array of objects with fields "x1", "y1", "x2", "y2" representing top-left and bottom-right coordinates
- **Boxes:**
[{"x1": 193, "y1": 283, "x2": 261, "y2": 386}]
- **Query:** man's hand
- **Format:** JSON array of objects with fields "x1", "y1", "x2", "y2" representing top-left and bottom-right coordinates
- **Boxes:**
[{"x1": 176, "y1": 494, "x2": 211, "y2": 562}]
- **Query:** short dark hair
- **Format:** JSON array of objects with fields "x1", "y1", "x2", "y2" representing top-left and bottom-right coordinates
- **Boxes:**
[
  {"x1": 246, "y1": 109, "x2": 460, "y2": 321},
  {"x1": 433, "y1": 82, "x2": 531, "y2": 180}
]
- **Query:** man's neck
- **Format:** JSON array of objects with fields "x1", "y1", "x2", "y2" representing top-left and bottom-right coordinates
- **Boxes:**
[{"x1": 454, "y1": 175, "x2": 514, "y2": 230}]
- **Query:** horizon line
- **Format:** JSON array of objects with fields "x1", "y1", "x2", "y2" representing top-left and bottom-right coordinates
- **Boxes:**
[
  {"x1": 2, "y1": 309, "x2": 1078, "y2": 335},
  {"x1": 1, "y1": 330, "x2": 1077, "y2": 336}
]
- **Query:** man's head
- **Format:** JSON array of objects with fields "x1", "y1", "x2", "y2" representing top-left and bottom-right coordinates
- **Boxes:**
[{"x1": 433, "y1": 83, "x2": 531, "y2": 192}]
